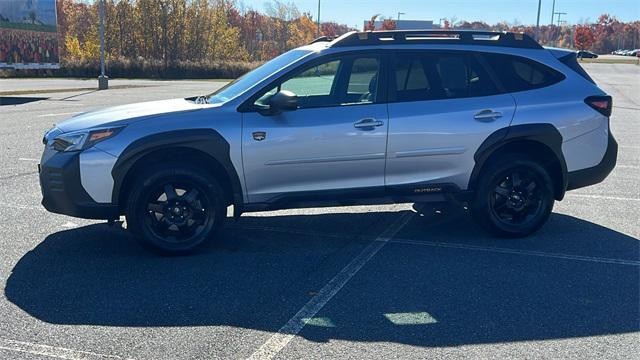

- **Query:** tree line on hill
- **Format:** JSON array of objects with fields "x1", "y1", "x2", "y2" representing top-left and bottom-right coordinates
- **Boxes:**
[
  {"x1": 5, "y1": 1, "x2": 639, "y2": 78},
  {"x1": 444, "y1": 14, "x2": 639, "y2": 53},
  {"x1": 55, "y1": 0, "x2": 350, "y2": 77}
]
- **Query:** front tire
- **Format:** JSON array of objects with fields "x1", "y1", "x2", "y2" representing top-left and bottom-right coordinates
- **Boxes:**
[
  {"x1": 471, "y1": 156, "x2": 554, "y2": 238},
  {"x1": 126, "y1": 164, "x2": 226, "y2": 254}
]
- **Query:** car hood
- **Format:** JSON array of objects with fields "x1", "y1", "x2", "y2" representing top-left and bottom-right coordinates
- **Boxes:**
[{"x1": 56, "y1": 98, "x2": 212, "y2": 133}]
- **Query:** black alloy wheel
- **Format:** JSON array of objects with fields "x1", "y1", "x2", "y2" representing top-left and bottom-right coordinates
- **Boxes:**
[
  {"x1": 144, "y1": 181, "x2": 211, "y2": 244},
  {"x1": 472, "y1": 157, "x2": 554, "y2": 238},
  {"x1": 126, "y1": 164, "x2": 226, "y2": 254},
  {"x1": 489, "y1": 170, "x2": 545, "y2": 227}
]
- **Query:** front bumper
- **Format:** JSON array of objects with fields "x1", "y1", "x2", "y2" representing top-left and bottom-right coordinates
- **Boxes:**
[
  {"x1": 566, "y1": 132, "x2": 618, "y2": 191},
  {"x1": 39, "y1": 150, "x2": 119, "y2": 220}
]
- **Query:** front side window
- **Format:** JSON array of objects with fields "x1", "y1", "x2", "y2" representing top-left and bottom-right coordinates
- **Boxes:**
[
  {"x1": 280, "y1": 60, "x2": 340, "y2": 108},
  {"x1": 392, "y1": 52, "x2": 499, "y2": 102},
  {"x1": 207, "y1": 49, "x2": 312, "y2": 105},
  {"x1": 253, "y1": 54, "x2": 381, "y2": 110}
]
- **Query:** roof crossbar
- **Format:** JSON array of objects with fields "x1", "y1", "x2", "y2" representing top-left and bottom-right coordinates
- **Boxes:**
[{"x1": 331, "y1": 30, "x2": 543, "y2": 49}]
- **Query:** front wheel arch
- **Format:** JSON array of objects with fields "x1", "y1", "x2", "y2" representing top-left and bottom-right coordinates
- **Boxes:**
[{"x1": 110, "y1": 129, "x2": 243, "y2": 214}]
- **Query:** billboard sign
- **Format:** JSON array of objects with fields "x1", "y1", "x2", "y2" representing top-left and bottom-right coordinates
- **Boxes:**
[{"x1": 0, "y1": 0, "x2": 59, "y2": 69}]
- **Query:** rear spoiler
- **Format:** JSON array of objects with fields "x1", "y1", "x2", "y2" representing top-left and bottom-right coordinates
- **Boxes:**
[
  {"x1": 544, "y1": 46, "x2": 576, "y2": 59},
  {"x1": 544, "y1": 47, "x2": 596, "y2": 84}
]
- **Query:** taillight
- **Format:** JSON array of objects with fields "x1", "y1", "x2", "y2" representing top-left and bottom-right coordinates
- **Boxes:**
[{"x1": 585, "y1": 95, "x2": 612, "y2": 117}]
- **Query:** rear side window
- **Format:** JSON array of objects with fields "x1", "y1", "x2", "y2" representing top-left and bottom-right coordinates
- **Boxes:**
[
  {"x1": 559, "y1": 53, "x2": 595, "y2": 84},
  {"x1": 392, "y1": 52, "x2": 499, "y2": 102},
  {"x1": 483, "y1": 53, "x2": 565, "y2": 92}
]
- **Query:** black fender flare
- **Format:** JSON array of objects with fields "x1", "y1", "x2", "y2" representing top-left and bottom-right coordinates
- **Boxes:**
[
  {"x1": 469, "y1": 124, "x2": 568, "y2": 200},
  {"x1": 110, "y1": 129, "x2": 243, "y2": 206}
]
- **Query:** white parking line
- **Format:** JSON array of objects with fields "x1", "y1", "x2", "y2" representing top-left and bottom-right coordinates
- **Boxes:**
[
  {"x1": 247, "y1": 211, "x2": 414, "y2": 360},
  {"x1": 3, "y1": 203, "x2": 45, "y2": 211},
  {"x1": 18, "y1": 158, "x2": 39, "y2": 162},
  {"x1": 233, "y1": 225, "x2": 639, "y2": 266},
  {"x1": 0, "y1": 338, "x2": 132, "y2": 360},
  {"x1": 37, "y1": 112, "x2": 80, "y2": 118},
  {"x1": 566, "y1": 194, "x2": 640, "y2": 202},
  {"x1": 387, "y1": 238, "x2": 640, "y2": 266}
]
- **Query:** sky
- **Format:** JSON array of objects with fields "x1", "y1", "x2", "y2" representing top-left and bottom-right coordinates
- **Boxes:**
[{"x1": 239, "y1": 0, "x2": 640, "y2": 28}]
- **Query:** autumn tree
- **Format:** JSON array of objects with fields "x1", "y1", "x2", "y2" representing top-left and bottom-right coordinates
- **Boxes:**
[
  {"x1": 321, "y1": 22, "x2": 353, "y2": 37},
  {"x1": 381, "y1": 19, "x2": 396, "y2": 30},
  {"x1": 574, "y1": 25, "x2": 595, "y2": 50},
  {"x1": 288, "y1": 13, "x2": 318, "y2": 48},
  {"x1": 53, "y1": 1, "x2": 639, "y2": 77},
  {"x1": 364, "y1": 14, "x2": 379, "y2": 31}
]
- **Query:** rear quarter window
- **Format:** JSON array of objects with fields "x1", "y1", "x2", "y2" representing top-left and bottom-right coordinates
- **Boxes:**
[{"x1": 483, "y1": 53, "x2": 565, "y2": 92}]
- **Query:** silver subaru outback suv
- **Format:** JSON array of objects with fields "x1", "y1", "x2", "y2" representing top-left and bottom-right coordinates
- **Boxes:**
[{"x1": 40, "y1": 30, "x2": 617, "y2": 253}]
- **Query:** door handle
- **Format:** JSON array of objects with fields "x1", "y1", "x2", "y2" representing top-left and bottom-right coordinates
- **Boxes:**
[
  {"x1": 474, "y1": 110, "x2": 503, "y2": 122},
  {"x1": 354, "y1": 118, "x2": 384, "y2": 129}
]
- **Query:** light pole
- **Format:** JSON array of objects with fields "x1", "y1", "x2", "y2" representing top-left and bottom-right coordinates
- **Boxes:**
[
  {"x1": 555, "y1": 12, "x2": 567, "y2": 26},
  {"x1": 397, "y1": 12, "x2": 405, "y2": 22},
  {"x1": 551, "y1": 0, "x2": 556, "y2": 25},
  {"x1": 316, "y1": 0, "x2": 321, "y2": 38},
  {"x1": 98, "y1": 0, "x2": 108, "y2": 90},
  {"x1": 535, "y1": 0, "x2": 542, "y2": 41}
]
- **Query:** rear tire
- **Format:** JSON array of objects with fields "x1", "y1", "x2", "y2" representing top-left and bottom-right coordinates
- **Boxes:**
[
  {"x1": 471, "y1": 156, "x2": 554, "y2": 238},
  {"x1": 125, "y1": 163, "x2": 226, "y2": 254}
]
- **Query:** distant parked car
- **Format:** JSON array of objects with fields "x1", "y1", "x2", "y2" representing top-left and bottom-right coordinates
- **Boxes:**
[
  {"x1": 577, "y1": 50, "x2": 598, "y2": 59},
  {"x1": 629, "y1": 49, "x2": 640, "y2": 56}
]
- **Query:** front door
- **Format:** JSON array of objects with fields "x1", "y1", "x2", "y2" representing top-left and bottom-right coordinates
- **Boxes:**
[{"x1": 242, "y1": 53, "x2": 388, "y2": 203}]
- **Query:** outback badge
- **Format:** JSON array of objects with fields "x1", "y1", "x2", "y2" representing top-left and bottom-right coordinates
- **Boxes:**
[{"x1": 253, "y1": 131, "x2": 266, "y2": 141}]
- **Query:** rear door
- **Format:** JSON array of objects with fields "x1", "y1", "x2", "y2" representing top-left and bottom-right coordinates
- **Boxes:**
[{"x1": 385, "y1": 50, "x2": 516, "y2": 191}]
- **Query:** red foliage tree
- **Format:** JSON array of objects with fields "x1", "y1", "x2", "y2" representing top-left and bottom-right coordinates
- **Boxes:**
[
  {"x1": 381, "y1": 19, "x2": 396, "y2": 30},
  {"x1": 574, "y1": 25, "x2": 595, "y2": 50},
  {"x1": 321, "y1": 22, "x2": 352, "y2": 37},
  {"x1": 364, "y1": 14, "x2": 379, "y2": 31}
]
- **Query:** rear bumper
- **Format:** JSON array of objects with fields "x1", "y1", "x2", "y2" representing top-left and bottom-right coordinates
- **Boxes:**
[
  {"x1": 566, "y1": 132, "x2": 618, "y2": 191},
  {"x1": 39, "y1": 150, "x2": 119, "y2": 220}
]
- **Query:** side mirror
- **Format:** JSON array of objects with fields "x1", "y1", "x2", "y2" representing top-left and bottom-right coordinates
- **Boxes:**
[{"x1": 268, "y1": 90, "x2": 298, "y2": 114}]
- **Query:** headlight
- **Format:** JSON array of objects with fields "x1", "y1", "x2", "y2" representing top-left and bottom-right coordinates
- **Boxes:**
[{"x1": 52, "y1": 126, "x2": 125, "y2": 152}]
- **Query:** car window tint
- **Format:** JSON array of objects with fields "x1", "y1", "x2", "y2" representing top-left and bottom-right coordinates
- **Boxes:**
[
  {"x1": 436, "y1": 55, "x2": 468, "y2": 98},
  {"x1": 254, "y1": 55, "x2": 381, "y2": 110},
  {"x1": 254, "y1": 59, "x2": 340, "y2": 109},
  {"x1": 483, "y1": 53, "x2": 564, "y2": 92},
  {"x1": 406, "y1": 60, "x2": 429, "y2": 90},
  {"x1": 393, "y1": 52, "x2": 498, "y2": 102},
  {"x1": 281, "y1": 60, "x2": 339, "y2": 97},
  {"x1": 345, "y1": 57, "x2": 380, "y2": 104},
  {"x1": 466, "y1": 55, "x2": 499, "y2": 97}
]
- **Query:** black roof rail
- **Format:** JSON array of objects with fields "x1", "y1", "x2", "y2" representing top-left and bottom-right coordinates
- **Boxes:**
[
  {"x1": 331, "y1": 30, "x2": 543, "y2": 49},
  {"x1": 309, "y1": 36, "x2": 333, "y2": 44}
]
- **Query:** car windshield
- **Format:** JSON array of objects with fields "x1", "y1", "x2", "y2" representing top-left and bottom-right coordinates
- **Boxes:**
[{"x1": 207, "y1": 49, "x2": 312, "y2": 105}]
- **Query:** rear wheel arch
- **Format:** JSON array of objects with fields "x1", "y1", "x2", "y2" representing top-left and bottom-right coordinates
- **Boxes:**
[
  {"x1": 469, "y1": 124, "x2": 568, "y2": 200},
  {"x1": 111, "y1": 129, "x2": 242, "y2": 213}
]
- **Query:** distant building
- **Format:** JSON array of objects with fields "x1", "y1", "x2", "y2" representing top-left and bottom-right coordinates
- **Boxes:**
[{"x1": 363, "y1": 20, "x2": 437, "y2": 31}]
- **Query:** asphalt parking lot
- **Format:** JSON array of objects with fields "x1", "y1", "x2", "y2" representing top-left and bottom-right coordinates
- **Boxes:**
[{"x1": 0, "y1": 63, "x2": 638, "y2": 359}]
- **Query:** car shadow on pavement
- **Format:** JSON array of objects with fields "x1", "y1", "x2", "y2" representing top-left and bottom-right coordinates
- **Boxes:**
[
  {"x1": 0, "y1": 96, "x2": 48, "y2": 106},
  {"x1": 5, "y1": 210, "x2": 639, "y2": 347}
]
